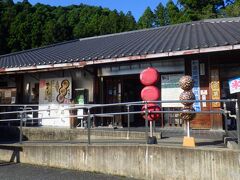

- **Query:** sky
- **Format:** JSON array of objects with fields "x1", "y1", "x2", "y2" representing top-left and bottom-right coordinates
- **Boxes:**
[{"x1": 13, "y1": 0, "x2": 176, "y2": 20}]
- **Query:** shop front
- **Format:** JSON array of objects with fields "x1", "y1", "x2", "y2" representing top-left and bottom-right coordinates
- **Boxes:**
[
  {"x1": 97, "y1": 58, "x2": 185, "y2": 127},
  {"x1": 19, "y1": 68, "x2": 94, "y2": 127}
]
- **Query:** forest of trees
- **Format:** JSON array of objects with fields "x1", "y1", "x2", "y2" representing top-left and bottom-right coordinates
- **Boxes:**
[{"x1": 0, "y1": 0, "x2": 240, "y2": 55}]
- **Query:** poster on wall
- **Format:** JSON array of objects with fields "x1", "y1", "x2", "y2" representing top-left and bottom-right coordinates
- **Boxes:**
[
  {"x1": 39, "y1": 78, "x2": 72, "y2": 104},
  {"x1": 38, "y1": 77, "x2": 72, "y2": 127},
  {"x1": 161, "y1": 74, "x2": 184, "y2": 107},
  {"x1": 191, "y1": 60, "x2": 201, "y2": 112},
  {"x1": 228, "y1": 77, "x2": 240, "y2": 94},
  {"x1": 0, "y1": 88, "x2": 17, "y2": 104}
]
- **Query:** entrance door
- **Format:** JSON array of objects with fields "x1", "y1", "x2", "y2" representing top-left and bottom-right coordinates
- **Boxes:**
[
  {"x1": 122, "y1": 76, "x2": 144, "y2": 127},
  {"x1": 103, "y1": 77, "x2": 122, "y2": 126},
  {"x1": 103, "y1": 75, "x2": 144, "y2": 127}
]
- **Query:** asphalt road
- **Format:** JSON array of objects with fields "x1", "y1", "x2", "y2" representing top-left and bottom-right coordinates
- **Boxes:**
[{"x1": 0, "y1": 161, "x2": 136, "y2": 180}]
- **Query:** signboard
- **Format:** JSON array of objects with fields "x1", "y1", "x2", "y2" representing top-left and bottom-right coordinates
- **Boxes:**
[
  {"x1": 228, "y1": 77, "x2": 240, "y2": 94},
  {"x1": 39, "y1": 77, "x2": 72, "y2": 104},
  {"x1": 38, "y1": 77, "x2": 72, "y2": 127},
  {"x1": 161, "y1": 74, "x2": 184, "y2": 107},
  {"x1": 210, "y1": 69, "x2": 220, "y2": 108},
  {"x1": 0, "y1": 88, "x2": 17, "y2": 104},
  {"x1": 191, "y1": 60, "x2": 201, "y2": 112}
]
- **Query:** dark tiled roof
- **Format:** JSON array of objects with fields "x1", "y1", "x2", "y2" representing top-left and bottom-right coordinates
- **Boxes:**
[{"x1": 1, "y1": 17, "x2": 240, "y2": 69}]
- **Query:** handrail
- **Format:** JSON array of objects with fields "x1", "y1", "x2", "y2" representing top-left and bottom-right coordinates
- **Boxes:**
[{"x1": 0, "y1": 99, "x2": 238, "y2": 147}]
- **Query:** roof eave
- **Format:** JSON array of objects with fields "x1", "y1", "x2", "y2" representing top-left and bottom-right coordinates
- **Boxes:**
[{"x1": 0, "y1": 44, "x2": 239, "y2": 74}]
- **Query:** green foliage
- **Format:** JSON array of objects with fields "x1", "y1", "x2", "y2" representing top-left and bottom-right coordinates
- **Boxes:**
[
  {"x1": 138, "y1": 7, "x2": 155, "y2": 29},
  {"x1": 0, "y1": 1, "x2": 137, "y2": 55},
  {"x1": 0, "y1": 0, "x2": 240, "y2": 55},
  {"x1": 224, "y1": 0, "x2": 240, "y2": 17},
  {"x1": 154, "y1": 3, "x2": 167, "y2": 26},
  {"x1": 165, "y1": 0, "x2": 181, "y2": 25},
  {"x1": 178, "y1": 0, "x2": 224, "y2": 20}
]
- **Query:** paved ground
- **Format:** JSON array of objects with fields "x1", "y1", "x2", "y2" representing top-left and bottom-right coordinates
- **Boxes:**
[{"x1": 0, "y1": 161, "x2": 135, "y2": 180}]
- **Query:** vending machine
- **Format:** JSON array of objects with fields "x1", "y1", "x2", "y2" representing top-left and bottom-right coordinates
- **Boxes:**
[{"x1": 74, "y1": 88, "x2": 89, "y2": 127}]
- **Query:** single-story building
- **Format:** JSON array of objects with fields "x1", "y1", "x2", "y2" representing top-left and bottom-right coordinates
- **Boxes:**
[{"x1": 0, "y1": 17, "x2": 240, "y2": 129}]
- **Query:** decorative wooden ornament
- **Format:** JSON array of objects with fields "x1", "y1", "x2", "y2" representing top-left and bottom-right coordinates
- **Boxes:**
[{"x1": 179, "y1": 75, "x2": 194, "y2": 91}]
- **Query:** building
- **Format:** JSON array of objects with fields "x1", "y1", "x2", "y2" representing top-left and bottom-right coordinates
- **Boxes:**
[{"x1": 0, "y1": 17, "x2": 240, "y2": 129}]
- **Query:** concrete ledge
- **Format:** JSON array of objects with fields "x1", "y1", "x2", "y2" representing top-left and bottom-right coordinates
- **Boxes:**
[
  {"x1": 0, "y1": 127, "x2": 162, "y2": 141},
  {"x1": 0, "y1": 144, "x2": 239, "y2": 180},
  {"x1": 227, "y1": 141, "x2": 239, "y2": 150}
]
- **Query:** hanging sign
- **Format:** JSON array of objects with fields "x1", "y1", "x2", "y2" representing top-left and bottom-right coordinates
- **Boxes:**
[
  {"x1": 191, "y1": 60, "x2": 201, "y2": 112},
  {"x1": 211, "y1": 69, "x2": 220, "y2": 108},
  {"x1": 228, "y1": 77, "x2": 240, "y2": 94}
]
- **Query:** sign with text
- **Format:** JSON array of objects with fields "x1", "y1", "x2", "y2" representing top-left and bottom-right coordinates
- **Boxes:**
[
  {"x1": 38, "y1": 77, "x2": 72, "y2": 127},
  {"x1": 229, "y1": 78, "x2": 240, "y2": 94},
  {"x1": 191, "y1": 60, "x2": 201, "y2": 112},
  {"x1": 161, "y1": 74, "x2": 184, "y2": 107},
  {"x1": 211, "y1": 69, "x2": 220, "y2": 108},
  {"x1": 39, "y1": 77, "x2": 72, "y2": 104}
]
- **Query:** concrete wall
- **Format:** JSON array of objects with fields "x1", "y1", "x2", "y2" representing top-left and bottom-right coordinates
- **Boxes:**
[
  {"x1": 0, "y1": 127, "x2": 161, "y2": 141},
  {"x1": 0, "y1": 144, "x2": 239, "y2": 180}
]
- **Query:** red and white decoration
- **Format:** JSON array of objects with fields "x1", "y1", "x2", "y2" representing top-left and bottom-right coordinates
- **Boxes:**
[{"x1": 140, "y1": 67, "x2": 160, "y2": 121}]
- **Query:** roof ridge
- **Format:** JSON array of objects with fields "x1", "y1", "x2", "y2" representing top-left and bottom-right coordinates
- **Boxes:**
[{"x1": 79, "y1": 17, "x2": 240, "y2": 41}]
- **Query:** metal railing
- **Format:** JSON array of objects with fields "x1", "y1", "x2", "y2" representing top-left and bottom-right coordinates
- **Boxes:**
[{"x1": 0, "y1": 99, "x2": 239, "y2": 147}]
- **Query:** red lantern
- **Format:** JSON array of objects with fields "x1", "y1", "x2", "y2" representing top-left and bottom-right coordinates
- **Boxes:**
[
  {"x1": 141, "y1": 86, "x2": 160, "y2": 101},
  {"x1": 142, "y1": 103, "x2": 161, "y2": 121},
  {"x1": 140, "y1": 67, "x2": 159, "y2": 86}
]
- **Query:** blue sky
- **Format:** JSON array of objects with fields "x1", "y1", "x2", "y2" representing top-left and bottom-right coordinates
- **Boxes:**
[{"x1": 13, "y1": 0, "x2": 176, "y2": 20}]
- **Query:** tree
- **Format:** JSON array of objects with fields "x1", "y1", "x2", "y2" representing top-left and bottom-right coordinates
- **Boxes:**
[
  {"x1": 154, "y1": 3, "x2": 167, "y2": 26},
  {"x1": 224, "y1": 0, "x2": 240, "y2": 17},
  {"x1": 123, "y1": 11, "x2": 136, "y2": 31},
  {"x1": 138, "y1": 7, "x2": 155, "y2": 29},
  {"x1": 178, "y1": 0, "x2": 225, "y2": 20},
  {"x1": 42, "y1": 20, "x2": 59, "y2": 45},
  {"x1": 0, "y1": 1, "x2": 138, "y2": 54},
  {"x1": 0, "y1": 0, "x2": 17, "y2": 54},
  {"x1": 165, "y1": 0, "x2": 180, "y2": 25}
]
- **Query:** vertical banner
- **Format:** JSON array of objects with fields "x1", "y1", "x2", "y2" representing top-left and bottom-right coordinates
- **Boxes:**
[
  {"x1": 191, "y1": 60, "x2": 201, "y2": 112},
  {"x1": 211, "y1": 69, "x2": 220, "y2": 108}
]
